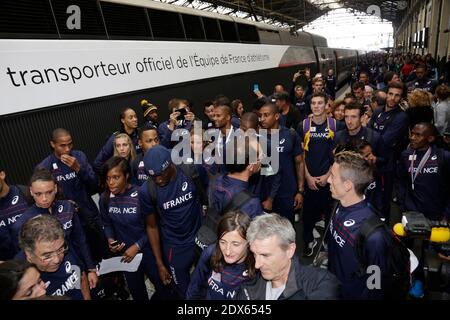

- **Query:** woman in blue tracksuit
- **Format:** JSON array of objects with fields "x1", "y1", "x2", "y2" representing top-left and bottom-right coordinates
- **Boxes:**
[
  {"x1": 99, "y1": 156, "x2": 163, "y2": 300},
  {"x1": 186, "y1": 210, "x2": 255, "y2": 300}
]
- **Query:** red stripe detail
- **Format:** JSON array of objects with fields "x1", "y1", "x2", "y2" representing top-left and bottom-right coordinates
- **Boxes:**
[
  {"x1": 168, "y1": 247, "x2": 173, "y2": 263},
  {"x1": 333, "y1": 220, "x2": 355, "y2": 246}
]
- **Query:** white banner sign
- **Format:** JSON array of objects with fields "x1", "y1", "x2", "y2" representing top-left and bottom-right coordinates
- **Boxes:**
[{"x1": 0, "y1": 40, "x2": 315, "y2": 116}]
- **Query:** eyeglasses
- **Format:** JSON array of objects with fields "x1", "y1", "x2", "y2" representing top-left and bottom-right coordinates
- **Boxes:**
[{"x1": 33, "y1": 242, "x2": 68, "y2": 263}]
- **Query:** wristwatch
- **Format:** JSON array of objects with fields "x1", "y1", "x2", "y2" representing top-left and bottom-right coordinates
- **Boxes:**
[{"x1": 297, "y1": 189, "x2": 304, "y2": 196}]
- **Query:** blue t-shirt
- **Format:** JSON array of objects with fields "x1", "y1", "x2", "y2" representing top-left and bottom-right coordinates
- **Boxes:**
[
  {"x1": 0, "y1": 185, "x2": 28, "y2": 260},
  {"x1": 99, "y1": 185, "x2": 148, "y2": 249},
  {"x1": 298, "y1": 119, "x2": 335, "y2": 177},
  {"x1": 263, "y1": 126, "x2": 303, "y2": 198},
  {"x1": 139, "y1": 168, "x2": 201, "y2": 246}
]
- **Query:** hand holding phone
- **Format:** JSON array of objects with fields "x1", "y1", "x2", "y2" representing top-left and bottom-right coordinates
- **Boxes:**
[{"x1": 253, "y1": 84, "x2": 260, "y2": 93}]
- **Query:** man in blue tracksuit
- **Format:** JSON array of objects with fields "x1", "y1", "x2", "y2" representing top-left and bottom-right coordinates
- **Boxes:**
[
  {"x1": 140, "y1": 145, "x2": 202, "y2": 298},
  {"x1": 93, "y1": 107, "x2": 141, "y2": 174},
  {"x1": 406, "y1": 64, "x2": 436, "y2": 94},
  {"x1": 335, "y1": 103, "x2": 385, "y2": 214},
  {"x1": 368, "y1": 81, "x2": 409, "y2": 222},
  {"x1": 398, "y1": 123, "x2": 450, "y2": 220},
  {"x1": 131, "y1": 126, "x2": 160, "y2": 186},
  {"x1": 209, "y1": 138, "x2": 264, "y2": 218},
  {"x1": 36, "y1": 128, "x2": 105, "y2": 261},
  {"x1": 0, "y1": 168, "x2": 29, "y2": 260},
  {"x1": 259, "y1": 103, "x2": 305, "y2": 223},
  {"x1": 327, "y1": 151, "x2": 389, "y2": 299},
  {"x1": 298, "y1": 93, "x2": 335, "y2": 257}
]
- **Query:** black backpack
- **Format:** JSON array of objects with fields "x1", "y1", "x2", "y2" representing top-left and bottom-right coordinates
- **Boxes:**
[
  {"x1": 354, "y1": 213, "x2": 411, "y2": 300},
  {"x1": 194, "y1": 190, "x2": 254, "y2": 252}
]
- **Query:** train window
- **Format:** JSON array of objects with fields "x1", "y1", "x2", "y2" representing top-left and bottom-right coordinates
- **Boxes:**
[
  {"x1": 182, "y1": 14, "x2": 205, "y2": 41},
  {"x1": 101, "y1": 2, "x2": 151, "y2": 39},
  {"x1": 0, "y1": 0, "x2": 58, "y2": 38},
  {"x1": 219, "y1": 20, "x2": 238, "y2": 42},
  {"x1": 50, "y1": 0, "x2": 106, "y2": 39},
  {"x1": 148, "y1": 9, "x2": 185, "y2": 40},
  {"x1": 237, "y1": 23, "x2": 259, "y2": 43},
  {"x1": 202, "y1": 17, "x2": 222, "y2": 41}
]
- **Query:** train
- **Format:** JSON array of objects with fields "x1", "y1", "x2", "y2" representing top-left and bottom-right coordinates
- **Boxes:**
[{"x1": 0, "y1": 0, "x2": 369, "y2": 184}]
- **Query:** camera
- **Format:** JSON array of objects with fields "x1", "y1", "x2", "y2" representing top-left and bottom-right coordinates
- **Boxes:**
[
  {"x1": 298, "y1": 69, "x2": 306, "y2": 75},
  {"x1": 176, "y1": 108, "x2": 187, "y2": 121}
]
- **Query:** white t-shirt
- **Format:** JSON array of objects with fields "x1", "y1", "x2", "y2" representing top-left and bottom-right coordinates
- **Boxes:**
[{"x1": 265, "y1": 282, "x2": 286, "y2": 300}]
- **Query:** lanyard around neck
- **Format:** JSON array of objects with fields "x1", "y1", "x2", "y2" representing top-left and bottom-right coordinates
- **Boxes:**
[{"x1": 409, "y1": 147, "x2": 432, "y2": 190}]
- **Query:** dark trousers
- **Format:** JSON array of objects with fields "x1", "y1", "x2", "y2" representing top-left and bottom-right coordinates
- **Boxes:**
[
  {"x1": 162, "y1": 242, "x2": 196, "y2": 299},
  {"x1": 302, "y1": 184, "x2": 332, "y2": 244},
  {"x1": 124, "y1": 246, "x2": 164, "y2": 300},
  {"x1": 273, "y1": 194, "x2": 295, "y2": 223}
]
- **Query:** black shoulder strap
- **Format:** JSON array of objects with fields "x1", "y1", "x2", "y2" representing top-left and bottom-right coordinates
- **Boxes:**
[
  {"x1": 354, "y1": 213, "x2": 386, "y2": 275},
  {"x1": 178, "y1": 163, "x2": 208, "y2": 206},
  {"x1": 365, "y1": 127, "x2": 374, "y2": 145},
  {"x1": 336, "y1": 131, "x2": 345, "y2": 145},
  {"x1": 223, "y1": 190, "x2": 254, "y2": 214},
  {"x1": 288, "y1": 127, "x2": 299, "y2": 152},
  {"x1": 146, "y1": 179, "x2": 160, "y2": 216}
]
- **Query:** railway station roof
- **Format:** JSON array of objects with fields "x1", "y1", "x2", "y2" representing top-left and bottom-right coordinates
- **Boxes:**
[{"x1": 160, "y1": 0, "x2": 406, "y2": 29}]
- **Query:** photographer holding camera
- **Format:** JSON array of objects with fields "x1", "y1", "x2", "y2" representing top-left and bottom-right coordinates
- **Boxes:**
[{"x1": 158, "y1": 98, "x2": 196, "y2": 149}]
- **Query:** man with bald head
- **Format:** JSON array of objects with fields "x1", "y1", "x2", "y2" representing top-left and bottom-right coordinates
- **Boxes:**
[
  {"x1": 398, "y1": 122, "x2": 450, "y2": 221},
  {"x1": 36, "y1": 128, "x2": 105, "y2": 262},
  {"x1": 213, "y1": 104, "x2": 237, "y2": 172}
]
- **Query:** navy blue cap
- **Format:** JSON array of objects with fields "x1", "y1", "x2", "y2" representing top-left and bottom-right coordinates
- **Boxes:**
[{"x1": 143, "y1": 145, "x2": 172, "y2": 176}]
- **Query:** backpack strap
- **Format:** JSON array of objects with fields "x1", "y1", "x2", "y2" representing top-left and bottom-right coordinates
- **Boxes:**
[
  {"x1": 303, "y1": 118, "x2": 312, "y2": 151},
  {"x1": 146, "y1": 178, "x2": 160, "y2": 216},
  {"x1": 354, "y1": 213, "x2": 386, "y2": 277},
  {"x1": 223, "y1": 190, "x2": 254, "y2": 214},
  {"x1": 326, "y1": 117, "x2": 336, "y2": 140},
  {"x1": 178, "y1": 163, "x2": 208, "y2": 206},
  {"x1": 288, "y1": 128, "x2": 297, "y2": 151},
  {"x1": 365, "y1": 127, "x2": 374, "y2": 145}
]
